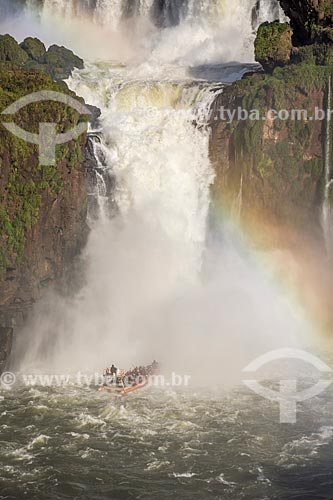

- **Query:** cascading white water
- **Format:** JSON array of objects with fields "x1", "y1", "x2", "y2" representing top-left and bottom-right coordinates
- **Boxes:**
[
  {"x1": 2, "y1": 0, "x2": 282, "y2": 64},
  {"x1": 233, "y1": 175, "x2": 243, "y2": 222},
  {"x1": 89, "y1": 139, "x2": 110, "y2": 222},
  {"x1": 16, "y1": 66, "x2": 220, "y2": 371},
  {"x1": 93, "y1": 0, "x2": 124, "y2": 29},
  {"x1": 23, "y1": 0, "x2": 280, "y2": 27},
  {"x1": 73, "y1": 74, "x2": 216, "y2": 269},
  {"x1": 322, "y1": 75, "x2": 333, "y2": 254},
  {"x1": 254, "y1": 0, "x2": 287, "y2": 26}
]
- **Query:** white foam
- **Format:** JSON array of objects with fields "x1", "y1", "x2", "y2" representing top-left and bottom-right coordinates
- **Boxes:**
[
  {"x1": 27, "y1": 434, "x2": 50, "y2": 449},
  {"x1": 172, "y1": 472, "x2": 197, "y2": 478}
]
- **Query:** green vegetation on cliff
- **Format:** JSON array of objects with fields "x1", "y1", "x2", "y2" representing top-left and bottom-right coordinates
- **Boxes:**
[
  {"x1": 245, "y1": 3, "x2": 333, "y2": 229},
  {"x1": 212, "y1": 62, "x2": 332, "y2": 232},
  {"x1": 19, "y1": 37, "x2": 46, "y2": 61},
  {"x1": 292, "y1": 44, "x2": 333, "y2": 66},
  {"x1": 0, "y1": 34, "x2": 29, "y2": 65},
  {"x1": 257, "y1": 3, "x2": 333, "y2": 71},
  {"x1": 0, "y1": 34, "x2": 84, "y2": 80},
  {"x1": 0, "y1": 69, "x2": 88, "y2": 275}
]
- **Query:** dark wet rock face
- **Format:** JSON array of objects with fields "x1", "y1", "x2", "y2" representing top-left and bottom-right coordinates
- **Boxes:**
[
  {"x1": 210, "y1": 1, "x2": 333, "y2": 332},
  {"x1": 0, "y1": 34, "x2": 101, "y2": 367},
  {"x1": 20, "y1": 37, "x2": 46, "y2": 62},
  {"x1": 0, "y1": 328, "x2": 13, "y2": 374},
  {"x1": 255, "y1": 2, "x2": 333, "y2": 72},
  {"x1": 85, "y1": 105, "x2": 102, "y2": 133},
  {"x1": 0, "y1": 66, "x2": 92, "y2": 366},
  {"x1": 210, "y1": 66, "x2": 326, "y2": 243},
  {"x1": 43, "y1": 45, "x2": 84, "y2": 80},
  {"x1": 279, "y1": 0, "x2": 333, "y2": 44}
]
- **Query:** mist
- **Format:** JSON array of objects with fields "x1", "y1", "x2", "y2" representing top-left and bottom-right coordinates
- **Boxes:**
[
  {"x1": 0, "y1": 0, "x2": 147, "y2": 62},
  {"x1": 13, "y1": 208, "x2": 315, "y2": 389},
  {"x1": 0, "y1": 0, "x2": 281, "y2": 67}
]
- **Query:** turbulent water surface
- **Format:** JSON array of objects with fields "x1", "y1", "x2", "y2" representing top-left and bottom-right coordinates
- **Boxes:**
[{"x1": 1, "y1": 384, "x2": 333, "y2": 499}]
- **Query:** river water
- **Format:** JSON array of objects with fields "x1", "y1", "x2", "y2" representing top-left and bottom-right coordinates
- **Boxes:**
[{"x1": 0, "y1": 383, "x2": 333, "y2": 499}]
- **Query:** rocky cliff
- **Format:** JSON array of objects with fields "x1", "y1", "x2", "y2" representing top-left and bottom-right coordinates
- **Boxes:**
[
  {"x1": 279, "y1": 0, "x2": 333, "y2": 44},
  {"x1": 209, "y1": 1, "x2": 333, "y2": 332},
  {"x1": 0, "y1": 34, "x2": 84, "y2": 80},
  {"x1": 0, "y1": 38, "x2": 94, "y2": 368},
  {"x1": 210, "y1": 65, "x2": 328, "y2": 247}
]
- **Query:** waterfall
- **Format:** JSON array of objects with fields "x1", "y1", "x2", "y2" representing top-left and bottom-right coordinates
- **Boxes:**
[
  {"x1": 2, "y1": 0, "x2": 283, "y2": 27},
  {"x1": 322, "y1": 75, "x2": 333, "y2": 254},
  {"x1": 16, "y1": 69, "x2": 221, "y2": 370},
  {"x1": 68, "y1": 73, "x2": 217, "y2": 277},
  {"x1": 93, "y1": 0, "x2": 124, "y2": 29},
  {"x1": 86, "y1": 134, "x2": 115, "y2": 223},
  {"x1": 36, "y1": 0, "x2": 282, "y2": 28},
  {"x1": 2, "y1": 0, "x2": 283, "y2": 64},
  {"x1": 252, "y1": 0, "x2": 286, "y2": 28},
  {"x1": 233, "y1": 175, "x2": 243, "y2": 222},
  {"x1": 7, "y1": 0, "x2": 303, "y2": 372}
]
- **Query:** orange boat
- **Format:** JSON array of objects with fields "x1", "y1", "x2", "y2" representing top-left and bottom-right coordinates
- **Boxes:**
[
  {"x1": 98, "y1": 377, "x2": 149, "y2": 396},
  {"x1": 121, "y1": 378, "x2": 149, "y2": 395}
]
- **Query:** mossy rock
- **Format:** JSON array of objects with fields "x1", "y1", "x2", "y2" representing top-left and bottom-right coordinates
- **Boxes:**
[
  {"x1": 255, "y1": 22, "x2": 293, "y2": 72},
  {"x1": 223, "y1": 63, "x2": 329, "y2": 231},
  {"x1": 311, "y1": 26, "x2": 333, "y2": 44},
  {"x1": 0, "y1": 34, "x2": 29, "y2": 65},
  {"x1": 0, "y1": 36, "x2": 89, "y2": 275},
  {"x1": 0, "y1": 68, "x2": 88, "y2": 274},
  {"x1": 0, "y1": 35, "x2": 85, "y2": 82},
  {"x1": 44, "y1": 45, "x2": 84, "y2": 80},
  {"x1": 20, "y1": 37, "x2": 46, "y2": 61},
  {"x1": 23, "y1": 60, "x2": 48, "y2": 73}
]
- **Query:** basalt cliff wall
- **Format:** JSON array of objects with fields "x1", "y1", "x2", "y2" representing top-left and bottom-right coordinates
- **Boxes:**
[
  {"x1": 0, "y1": 37, "x2": 95, "y2": 369},
  {"x1": 210, "y1": 65, "x2": 328, "y2": 248},
  {"x1": 209, "y1": 0, "x2": 333, "y2": 332},
  {"x1": 210, "y1": 0, "x2": 333, "y2": 250}
]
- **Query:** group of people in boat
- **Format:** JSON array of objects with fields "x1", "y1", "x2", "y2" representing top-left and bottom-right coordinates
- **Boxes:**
[
  {"x1": 103, "y1": 360, "x2": 159, "y2": 388},
  {"x1": 124, "y1": 360, "x2": 159, "y2": 379}
]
